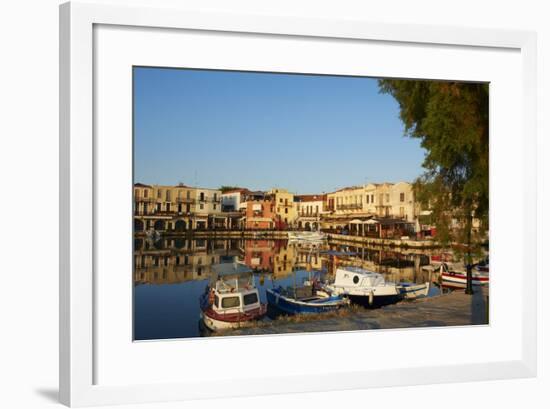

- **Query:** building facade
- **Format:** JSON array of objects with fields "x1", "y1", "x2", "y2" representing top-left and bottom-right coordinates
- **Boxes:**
[
  {"x1": 295, "y1": 194, "x2": 326, "y2": 230},
  {"x1": 244, "y1": 195, "x2": 276, "y2": 229},
  {"x1": 270, "y1": 188, "x2": 297, "y2": 228},
  {"x1": 324, "y1": 182, "x2": 418, "y2": 230},
  {"x1": 134, "y1": 183, "x2": 226, "y2": 231},
  {"x1": 221, "y1": 188, "x2": 250, "y2": 212}
]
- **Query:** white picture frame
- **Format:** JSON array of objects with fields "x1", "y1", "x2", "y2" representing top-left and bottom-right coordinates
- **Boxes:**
[{"x1": 59, "y1": 1, "x2": 538, "y2": 407}]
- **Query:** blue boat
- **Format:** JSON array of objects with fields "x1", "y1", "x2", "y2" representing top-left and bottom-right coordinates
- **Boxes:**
[{"x1": 266, "y1": 286, "x2": 348, "y2": 315}]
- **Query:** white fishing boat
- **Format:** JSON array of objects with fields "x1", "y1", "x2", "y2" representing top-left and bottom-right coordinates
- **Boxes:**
[
  {"x1": 199, "y1": 264, "x2": 266, "y2": 331},
  {"x1": 287, "y1": 231, "x2": 326, "y2": 242},
  {"x1": 322, "y1": 266, "x2": 429, "y2": 307}
]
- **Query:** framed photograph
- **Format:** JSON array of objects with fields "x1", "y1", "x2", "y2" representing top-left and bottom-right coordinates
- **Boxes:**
[{"x1": 60, "y1": 1, "x2": 537, "y2": 406}]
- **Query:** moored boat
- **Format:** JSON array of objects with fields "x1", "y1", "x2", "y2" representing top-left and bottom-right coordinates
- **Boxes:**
[
  {"x1": 322, "y1": 266, "x2": 429, "y2": 307},
  {"x1": 200, "y1": 264, "x2": 267, "y2": 331},
  {"x1": 266, "y1": 285, "x2": 348, "y2": 314},
  {"x1": 439, "y1": 262, "x2": 489, "y2": 285},
  {"x1": 287, "y1": 231, "x2": 326, "y2": 242}
]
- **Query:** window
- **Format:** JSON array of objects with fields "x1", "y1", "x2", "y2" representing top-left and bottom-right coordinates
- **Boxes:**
[
  {"x1": 143, "y1": 189, "x2": 148, "y2": 198},
  {"x1": 166, "y1": 203, "x2": 171, "y2": 212},
  {"x1": 200, "y1": 203, "x2": 204, "y2": 210},
  {"x1": 200, "y1": 192, "x2": 205, "y2": 201},
  {"x1": 243, "y1": 293, "x2": 258, "y2": 305},
  {"x1": 285, "y1": 208, "x2": 288, "y2": 214},
  {"x1": 400, "y1": 192, "x2": 405, "y2": 202},
  {"x1": 156, "y1": 203, "x2": 161, "y2": 212},
  {"x1": 385, "y1": 194, "x2": 390, "y2": 203},
  {"x1": 366, "y1": 195, "x2": 369, "y2": 204},
  {"x1": 166, "y1": 190, "x2": 171, "y2": 201},
  {"x1": 213, "y1": 204, "x2": 217, "y2": 210},
  {"x1": 221, "y1": 296, "x2": 240, "y2": 308},
  {"x1": 186, "y1": 190, "x2": 190, "y2": 199},
  {"x1": 157, "y1": 189, "x2": 162, "y2": 199},
  {"x1": 371, "y1": 194, "x2": 374, "y2": 203}
]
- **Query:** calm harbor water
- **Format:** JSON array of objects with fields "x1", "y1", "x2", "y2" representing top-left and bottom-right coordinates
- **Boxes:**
[{"x1": 133, "y1": 237, "x2": 442, "y2": 340}]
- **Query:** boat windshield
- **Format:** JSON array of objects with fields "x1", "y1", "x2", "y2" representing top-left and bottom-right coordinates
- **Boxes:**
[
  {"x1": 243, "y1": 292, "x2": 258, "y2": 306},
  {"x1": 221, "y1": 296, "x2": 240, "y2": 308}
]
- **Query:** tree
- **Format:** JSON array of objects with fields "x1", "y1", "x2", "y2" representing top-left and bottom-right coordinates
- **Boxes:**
[
  {"x1": 379, "y1": 79, "x2": 489, "y2": 292},
  {"x1": 219, "y1": 186, "x2": 242, "y2": 193}
]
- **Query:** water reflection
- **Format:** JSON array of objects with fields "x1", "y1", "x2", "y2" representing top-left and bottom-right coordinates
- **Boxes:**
[{"x1": 133, "y1": 237, "x2": 439, "y2": 340}]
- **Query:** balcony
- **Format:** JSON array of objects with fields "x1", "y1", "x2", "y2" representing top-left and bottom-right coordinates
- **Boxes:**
[
  {"x1": 197, "y1": 198, "x2": 221, "y2": 204},
  {"x1": 299, "y1": 212, "x2": 319, "y2": 217},
  {"x1": 176, "y1": 197, "x2": 196, "y2": 204},
  {"x1": 336, "y1": 203, "x2": 362, "y2": 210},
  {"x1": 134, "y1": 197, "x2": 155, "y2": 203}
]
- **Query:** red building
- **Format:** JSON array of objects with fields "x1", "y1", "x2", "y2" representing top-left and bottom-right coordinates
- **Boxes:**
[{"x1": 244, "y1": 196, "x2": 276, "y2": 229}]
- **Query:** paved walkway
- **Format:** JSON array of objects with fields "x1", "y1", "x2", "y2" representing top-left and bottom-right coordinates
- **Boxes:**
[{"x1": 220, "y1": 287, "x2": 489, "y2": 336}]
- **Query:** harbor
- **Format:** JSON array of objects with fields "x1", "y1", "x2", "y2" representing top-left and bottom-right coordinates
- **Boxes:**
[
  {"x1": 133, "y1": 237, "x2": 489, "y2": 340},
  {"x1": 215, "y1": 285, "x2": 489, "y2": 337}
]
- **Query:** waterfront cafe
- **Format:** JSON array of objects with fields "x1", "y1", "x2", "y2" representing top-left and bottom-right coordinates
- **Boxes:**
[{"x1": 348, "y1": 217, "x2": 415, "y2": 239}]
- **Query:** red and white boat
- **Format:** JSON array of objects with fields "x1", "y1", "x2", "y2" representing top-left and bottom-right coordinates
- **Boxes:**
[
  {"x1": 439, "y1": 262, "x2": 489, "y2": 286},
  {"x1": 200, "y1": 264, "x2": 266, "y2": 331}
]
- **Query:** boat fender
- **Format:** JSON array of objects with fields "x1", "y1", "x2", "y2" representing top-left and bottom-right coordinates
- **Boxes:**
[{"x1": 368, "y1": 291, "x2": 374, "y2": 306}]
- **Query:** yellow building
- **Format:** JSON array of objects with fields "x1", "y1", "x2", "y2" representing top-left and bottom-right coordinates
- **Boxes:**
[
  {"x1": 134, "y1": 183, "x2": 226, "y2": 231},
  {"x1": 325, "y1": 182, "x2": 418, "y2": 228},
  {"x1": 269, "y1": 188, "x2": 298, "y2": 228}
]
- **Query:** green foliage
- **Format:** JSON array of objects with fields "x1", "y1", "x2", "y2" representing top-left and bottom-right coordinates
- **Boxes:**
[
  {"x1": 219, "y1": 186, "x2": 242, "y2": 193},
  {"x1": 379, "y1": 79, "x2": 489, "y2": 249}
]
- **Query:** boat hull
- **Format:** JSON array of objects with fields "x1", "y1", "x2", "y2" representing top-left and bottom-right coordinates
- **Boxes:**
[
  {"x1": 200, "y1": 305, "x2": 266, "y2": 332},
  {"x1": 441, "y1": 272, "x2": 489, "y2": 285},
  {"x1": 266, "y1": 288, "x2": 346, "y2": 314},
  {"x1": 347, "y1": 293, "x2": 403, "y2": 308},
  {"x1": 399, "y1": 282, "x2": 430, "y2": 299}
]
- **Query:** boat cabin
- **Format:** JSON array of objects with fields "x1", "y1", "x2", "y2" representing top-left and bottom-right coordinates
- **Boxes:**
[
  {"x1": 334, "y1": 267, "x2": 386, "y2": 288},
  {"x1": 209, "y1": 277, "x2": 262, "y2": 315}
]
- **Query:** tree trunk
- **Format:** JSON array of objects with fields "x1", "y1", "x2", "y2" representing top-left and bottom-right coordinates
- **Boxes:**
[{"x1": 465, "y1": 206, "x2": 474, "y2": 295}]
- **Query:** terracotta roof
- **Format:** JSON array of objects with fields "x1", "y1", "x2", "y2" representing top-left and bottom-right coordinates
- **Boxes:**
[
  {"x1": 295, "y1": 194, "x2": 326, "y2": 202},
  {"x1": 134, "y1": 183, "x2": 152, "y2": 188}
]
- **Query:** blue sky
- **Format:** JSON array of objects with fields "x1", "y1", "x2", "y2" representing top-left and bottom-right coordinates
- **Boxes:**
[{"x1": 133, "y1": 67, "x2": 425, "y2": 194}]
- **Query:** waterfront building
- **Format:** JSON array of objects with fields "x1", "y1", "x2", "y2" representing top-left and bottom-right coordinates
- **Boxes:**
[
  {"x1": 243, "y1": 191, "x2": 276, "y2": 229},
  {"x1": 221, "y1": 188, "x2": 250, "y2": 212},
  {"x1": 269, "y1": 188, "x2": 297, "y2": 228},
  {"x1": 133, "y1": 183, "x2": 227, "y2": 231},
  {"x1": 295, "y1": 194, "x2": 327, "y2": 231},
  {"x1": 324, "y1": 182, "x2": 419, "y2": 230}
]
